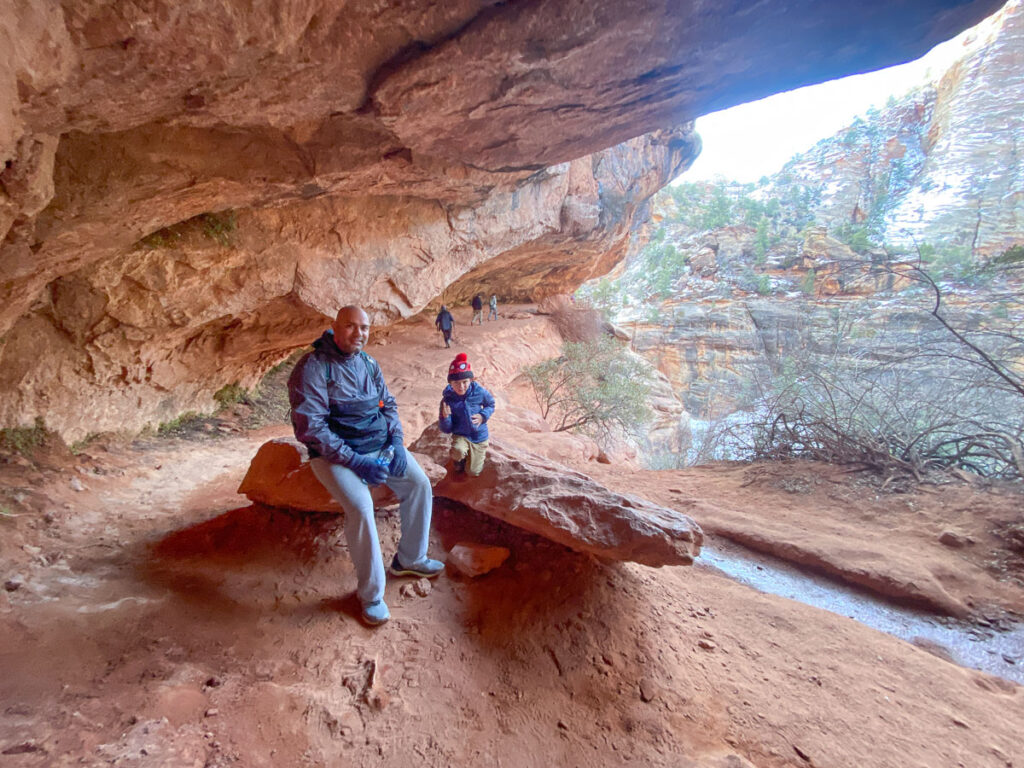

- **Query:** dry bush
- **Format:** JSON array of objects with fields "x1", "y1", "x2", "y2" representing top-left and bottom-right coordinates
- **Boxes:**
[{"x1": 538, "y1": 294, "x2": 604, "y2": 342}]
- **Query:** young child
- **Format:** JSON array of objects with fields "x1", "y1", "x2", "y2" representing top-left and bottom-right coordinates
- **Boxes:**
[{"x1": 438, "y1": 352, "x2": 496, "y2": 476}]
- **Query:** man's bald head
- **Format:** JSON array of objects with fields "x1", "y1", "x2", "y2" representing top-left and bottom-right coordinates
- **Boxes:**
[{"x1": 332, "y1": 306, "x2": 370, "y2": 354}]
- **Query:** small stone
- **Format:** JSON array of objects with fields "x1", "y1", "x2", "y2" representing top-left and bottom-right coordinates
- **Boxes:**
[
  {"x1": 939, "y1": 530, "x2": 970, "y2": 548},
  {"x1": 204, "y1": 708, "x2": 219, "y2": 717},
  {"x1": 698, "y1": 639, "x2": 717, "y2": 651},
  {"x1": 4, "y1": 575, "x2": 25, "y2": 592},
  {"x1": 639, "y1": 678, "x2": 659, "y2": 702},
  {"x1": 69, "y1": 477, "x2": 85, "y2": 492},
  {"x1": 2, "y1": 741, "x2": 41, "y2": 755},
  {"x1": 447, "y1": 542, "x2": 511, "y2": 577},
  {"x1": 556, "y1": 719, "x2": 568, "y2": 730},
  {"x1": 413, "y1": 578, "x2": 432, "y2": 597}
]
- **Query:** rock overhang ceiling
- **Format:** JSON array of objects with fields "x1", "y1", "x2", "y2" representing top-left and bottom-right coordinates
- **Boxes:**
[{"x1": 0, "y1": 0, "x2": 1005, "y2": 439}]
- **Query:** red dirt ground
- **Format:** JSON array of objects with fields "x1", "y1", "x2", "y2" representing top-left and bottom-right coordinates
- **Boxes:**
[{"x1": 1, "y1": 308, "x2": 1022, "y2": 767}]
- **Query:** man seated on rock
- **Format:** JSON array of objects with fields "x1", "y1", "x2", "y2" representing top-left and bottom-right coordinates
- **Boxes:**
[{"x1": 287, "y1": 305, "x2": 443, "y2": 626}]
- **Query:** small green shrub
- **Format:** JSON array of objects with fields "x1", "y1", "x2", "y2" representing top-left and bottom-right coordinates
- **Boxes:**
[
  {"x1": 134, "y1": 210, "x2": 237, "y2": 251},
  {"x1": 525, "y1": 336, "x2": 652, "y2": 443},
  {"x1": 198, "y1": 211, "x2": 237, "y2": 246},
  {"x1": 0, "y1": 417, "x2": 48, "y2": 456},
  {"x1": 137, "y1": 228, "x2": 183, "y2": 250},
  {"x1": 213, "y1": 382, "x2": 249, "y2": 410},
  {"x1": 69, "y1": 433, "x2": 101, "y2": 455},
  {"x1": 157, "y1": 412, "x2": 203, "y2": 436},
  {"x1": 800, "y1": 269, "x2": 817, "y2": 294}
]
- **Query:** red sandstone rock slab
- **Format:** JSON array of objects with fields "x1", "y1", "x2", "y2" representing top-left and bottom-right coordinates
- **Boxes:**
[
  {"x1": 411, "y1": 425, "x2": 702, "y2": 567},
  {"x1": 237, "y1": 438, "x2": 445, "y2": 513}
]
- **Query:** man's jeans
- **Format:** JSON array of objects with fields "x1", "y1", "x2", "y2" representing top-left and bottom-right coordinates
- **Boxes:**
[{"x1": 310, "y1": 454, "x2": 433, "y2": 606}]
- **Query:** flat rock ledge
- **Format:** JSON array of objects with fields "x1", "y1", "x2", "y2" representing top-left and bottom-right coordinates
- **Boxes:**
[
  {"x1": 238, "y1": 438, "x2": 446, "y2": 513},
  {"x1": 411, "y1": 425, "x2": 702, "y2": 567}
]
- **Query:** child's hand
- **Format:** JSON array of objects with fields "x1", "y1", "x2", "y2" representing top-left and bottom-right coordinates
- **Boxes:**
[
  {"x1": 441, "y1": 402, "x2": 451, "y2": 419},
  {"x1": 470, "y1": 414, "x2": 484, "y2": 426}
]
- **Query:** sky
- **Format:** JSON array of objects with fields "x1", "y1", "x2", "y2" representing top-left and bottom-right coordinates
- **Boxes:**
[{"x1": 680, "y1": 28, "x2": 979, "y2": 184}]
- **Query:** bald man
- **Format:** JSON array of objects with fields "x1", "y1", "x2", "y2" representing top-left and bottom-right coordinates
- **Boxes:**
[{"x1": 288, "y1": 306, "x2": 442, "y2": 626}]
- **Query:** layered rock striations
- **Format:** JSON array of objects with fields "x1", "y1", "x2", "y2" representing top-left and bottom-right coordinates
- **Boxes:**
[{"x1": 0, "y1": 0, "x2": 1002, "y2": 439}]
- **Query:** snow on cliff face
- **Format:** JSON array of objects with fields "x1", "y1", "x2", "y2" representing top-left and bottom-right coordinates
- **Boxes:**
[{"x1": 773, "y1": 0, "x2": 1024, "y2": 257}]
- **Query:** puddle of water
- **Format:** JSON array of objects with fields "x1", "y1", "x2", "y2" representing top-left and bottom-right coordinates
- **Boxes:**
[{"x1": 698, "y1": 539, "x2": 1024, "y2": 685}]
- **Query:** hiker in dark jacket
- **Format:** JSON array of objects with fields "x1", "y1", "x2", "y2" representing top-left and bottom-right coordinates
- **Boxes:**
[
  {"x1": 439, "y1": 352, "x2": 496, "y2": 477},
  {"x1": 471, "y1": 294, "x2": 483, "y2": 325},
  {"x1": 435, "y1": 305, "x2": 455, "y2": 348},
  {"x1": 288, "y1": 306, "x2": 442, "y2": 626}
]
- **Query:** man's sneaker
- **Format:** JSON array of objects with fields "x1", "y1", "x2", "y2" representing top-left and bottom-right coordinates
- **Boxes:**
[
  {"x1": 389, "y1": 554, "x2": 444, "y2": 579},
  {"x1": 361, "y1": 599, "x2": 390, "y2": 626}
]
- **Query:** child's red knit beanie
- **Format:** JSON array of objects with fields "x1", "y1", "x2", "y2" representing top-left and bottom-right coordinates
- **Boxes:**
[{"x1": 447, "y1": 352, "x2": 474, "y2": 382}]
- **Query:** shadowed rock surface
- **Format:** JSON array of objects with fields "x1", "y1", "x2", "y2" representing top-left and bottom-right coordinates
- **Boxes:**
[{"x1": 411, "y1": 425, "x2": 703, "y2": 566}]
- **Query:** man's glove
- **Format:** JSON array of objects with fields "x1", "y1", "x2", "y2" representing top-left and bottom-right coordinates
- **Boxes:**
[
  {"x1": 348, "y1": 452, "x2": 388, "y2": 486},
  {"x1": 388, "y1": 438, "x2": 408, "y2": 477}
]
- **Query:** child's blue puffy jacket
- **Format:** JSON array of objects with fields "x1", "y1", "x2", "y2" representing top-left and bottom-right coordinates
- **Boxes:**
[{"x1": 438, "y1": 381, "x2": 496, "y2": 443}]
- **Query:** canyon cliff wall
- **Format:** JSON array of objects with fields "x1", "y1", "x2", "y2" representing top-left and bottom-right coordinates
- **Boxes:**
[
  {"x1": 0, "y1": 0, "x2": 1001, "y2": 439},
  {"x1": 770, "y1": 0, "x2": 1024, "y2": 256}
]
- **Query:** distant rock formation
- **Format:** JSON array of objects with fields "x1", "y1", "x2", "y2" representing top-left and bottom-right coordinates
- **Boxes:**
[{"x1": 770, "y1": 0, "x2": 1024, "y2": 257}]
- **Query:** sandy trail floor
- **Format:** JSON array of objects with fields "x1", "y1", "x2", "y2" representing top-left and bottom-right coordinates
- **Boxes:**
[{"x1": 2, "y1": 311, "x2": 1023, "y2": 767}]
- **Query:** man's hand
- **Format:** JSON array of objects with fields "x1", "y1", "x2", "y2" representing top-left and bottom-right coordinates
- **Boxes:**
[
  {"x1": 470, "y1": 413, "x2": 484, "y2": 426},
  {"x1": 441, "y1": 402, "x2": 451, "y2": 419},
  {"x1": 388, "y1": 436, "x2": 408, "y2": 477},
  {"x1": 348, "y1": 453, "x2": 388, "y2": 486}
]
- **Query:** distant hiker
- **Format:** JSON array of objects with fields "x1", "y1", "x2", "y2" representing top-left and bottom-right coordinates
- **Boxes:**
[
  {"x1": 487, "y1": 293, "x2": 498, "y2": 322},
  {"x1": 439, "y1": 352, "x2": 496, "y2": 477},
  {"x1": 288, "y1": 305, "x2": 443, "y2": 627},
  {"x1": 471, "y1": 294, "x2": 484, "y2": 325},
  {"x1": 435, "y1": 304, "x2": 455, "y2": 348}
]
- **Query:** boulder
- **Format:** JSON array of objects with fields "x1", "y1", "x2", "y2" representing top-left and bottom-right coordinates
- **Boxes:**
[
  {"x1": 237, "y1": 438, "x2": 445, "y2": 513},
  {"x1": 411, "y1": 425, "x2": 702, "y2": 567}
]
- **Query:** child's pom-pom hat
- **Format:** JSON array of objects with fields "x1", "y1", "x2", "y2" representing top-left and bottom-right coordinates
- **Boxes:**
[{"x1": 447, "y1": 352, "x2": 474, "y2": 382}]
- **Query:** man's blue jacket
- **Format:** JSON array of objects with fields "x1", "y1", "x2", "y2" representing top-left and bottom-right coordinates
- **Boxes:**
[{"x1": 287, "y1": 330, "x2": 401, "y2": 465}]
